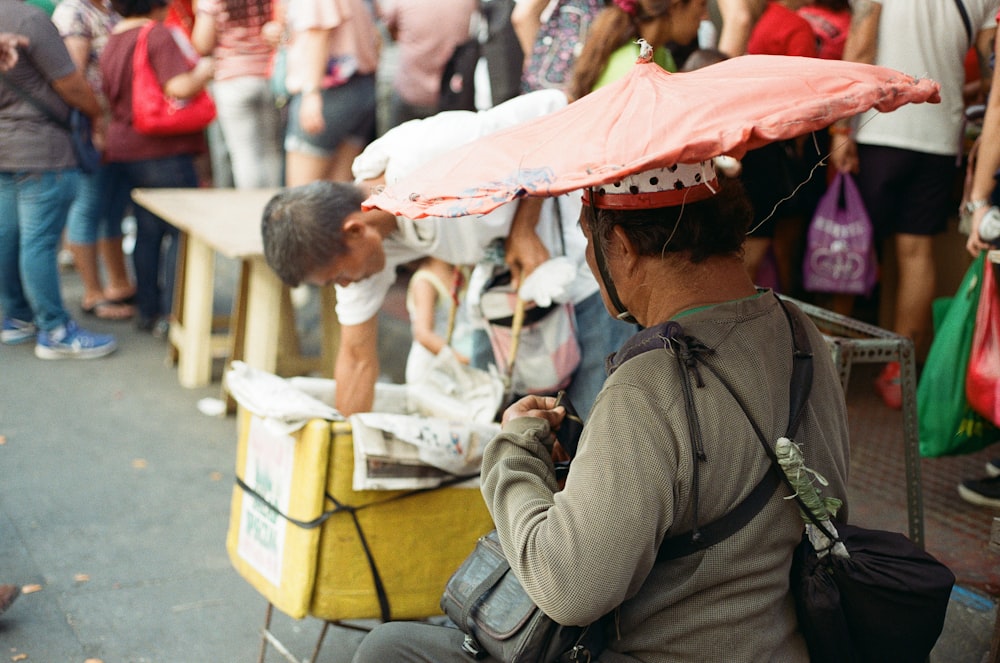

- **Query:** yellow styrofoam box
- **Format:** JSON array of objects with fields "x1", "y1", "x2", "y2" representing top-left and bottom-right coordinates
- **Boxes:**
[{"x1": 227, "y1": 411, "x2": 494, "y2": 621}]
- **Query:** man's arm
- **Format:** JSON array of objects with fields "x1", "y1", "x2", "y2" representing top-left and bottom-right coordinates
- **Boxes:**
[
  {"x1": 967, "y1": 26, "x2": 1000, "y2": 255},
  {"x1": 511, "y1": 0, "x2": 550, "y2": 65},
  {"x1": 829, "y1": 0, "x2": 881, "y2": 173},
  {"x1": 504, "y1": 197, "x2": 549, "y2": 288},
  {"x1": 715, "y1": 0, "x2": 766, "y2": 58},
  {"x1": 334, "y1": 315, "x2": 380, "y2": 415}
]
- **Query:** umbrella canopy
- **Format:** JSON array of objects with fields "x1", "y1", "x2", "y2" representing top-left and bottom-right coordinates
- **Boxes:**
[{"x1": 364, "y1": 54, "x2": 940, "y2": 219}]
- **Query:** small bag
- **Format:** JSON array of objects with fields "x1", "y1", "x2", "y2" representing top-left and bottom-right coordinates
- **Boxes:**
[
  {"x1": 802, "y1": 172, "x2": 878, "y2": 296},
  {"x1": 791, "y1": 521, "x2": 956, "y2": 663},
  {"x1": 966, "y1": 259, "x2": 1000, "y2": 426},
  {"x1": 441, "y1": 530, "x2": 606, "y2": 663},
  {"x1": 918, "y1": 252, "x2": 1000, "y2": 457},
  {"x1": 131, "y1": 22, "x2": 216, "y2": 136},
  {"x1": 682, "y1": 300, "x2": 955, "y2": 663},
  {"x1": 478, "y1": 270, "x2": 581, "y2": 395}
]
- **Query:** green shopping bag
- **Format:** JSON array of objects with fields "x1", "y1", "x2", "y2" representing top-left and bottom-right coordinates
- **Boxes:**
[{"x1": 918, "y1": 252, "x2": 1000, "y2": 457}]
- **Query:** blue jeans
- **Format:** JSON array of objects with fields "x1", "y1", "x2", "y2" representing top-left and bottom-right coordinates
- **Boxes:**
[
  {"x1": 65, "y1": 163, "x2": 130, "y2": 244},
  {"x1": 107, "y1": 155, "x2": 198, "y2": 321},
  {"x1": 565, "y1": 291, "x2": 635, "y2": 419},
  {"x1": 0, "y1": 170, "x2": 80, "y2": 331}
]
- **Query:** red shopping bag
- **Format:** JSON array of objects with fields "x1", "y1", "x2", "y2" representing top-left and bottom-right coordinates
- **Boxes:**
[{"x1": 967, "y1": 260, "x2": 1000, "y2": 426}]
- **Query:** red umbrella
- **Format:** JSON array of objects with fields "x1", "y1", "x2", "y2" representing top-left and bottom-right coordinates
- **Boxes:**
[{"x1": 364, "y1": 54, "x2": 940, "y2": 219}]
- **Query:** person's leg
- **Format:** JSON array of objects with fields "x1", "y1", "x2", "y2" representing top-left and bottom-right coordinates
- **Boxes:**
[
  {"x1": 566, "y1": 291, "x2": 635, "y2": 419},
  {"x1": 892, "y1": 233, "x2": 936, "y2": 358},
  {"x1": 352, "y1": 621, "x2": 486, "y2": 663},
  {"x1": 214, "y1": 76, "x2": 284, "y2": 189},
  {"x1": 95, "y1": 162, "x2": 135, "y2": 303},
  {"x1": 283, "y1": 91, "x2": 336, "y2": 187},
  {"x1": 65, "y1": 170, "x2": 113, "y2": 314},
  {"x1": 0, "y1": 172, "x2": 34, "y2": 327},
  {"x1": 15, "y1": 170, "x2": 79, "y2": 332},
  {"x1": 124, "y1": 156, "x2": 197, "y2": 326},
  {"x1": 284, "y1": 74, "x2": 376, "y2": 186},
  {"x1": 742, "y1": 236, "x2": 772, "y2": 284}
]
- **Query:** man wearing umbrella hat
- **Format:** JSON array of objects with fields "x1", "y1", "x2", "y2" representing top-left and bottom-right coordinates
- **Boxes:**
[
  {"x1": 350, "y1": 161, "x2": 852, "y2": 662},
  {"x1": 261, "y1": 89, "x2": 635, "y2": 418}
]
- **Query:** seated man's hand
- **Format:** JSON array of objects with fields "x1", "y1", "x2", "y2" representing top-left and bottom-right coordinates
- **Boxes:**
[{"x1": 501, "y1": 394, "x2": 566, "y2": 429}]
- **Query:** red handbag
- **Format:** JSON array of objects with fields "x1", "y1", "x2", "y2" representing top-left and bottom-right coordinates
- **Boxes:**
[
  {"x1": 965, "y1": 260, "x2": 1000, "y2": 426},
  {"x1": 131, "y1": 22, "x2": 216, "y2": 136},
  {"x1": 967, "y1": 258, "x2": 1000, "y2": 427}
]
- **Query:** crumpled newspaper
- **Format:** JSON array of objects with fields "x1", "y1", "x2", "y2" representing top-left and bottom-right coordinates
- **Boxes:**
[{"x1": 224, "y1": 361, "x2": 343, "y2": 435}]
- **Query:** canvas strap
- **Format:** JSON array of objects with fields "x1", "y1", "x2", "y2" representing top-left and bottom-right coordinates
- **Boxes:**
[
  {"x1": 234, "y1": 472, "x2": 479, "y2": 622},
  {"x1": 656, "y1": 295, "x2": 815, "y2": 560},
  {"x1": 951, "y1": 0, "x2": 973, "y2": 46}
]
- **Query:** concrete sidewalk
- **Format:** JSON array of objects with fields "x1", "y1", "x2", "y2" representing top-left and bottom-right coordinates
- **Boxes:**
[{"x1": 0, "y1": 260, "x2": 997, "y2": 662}]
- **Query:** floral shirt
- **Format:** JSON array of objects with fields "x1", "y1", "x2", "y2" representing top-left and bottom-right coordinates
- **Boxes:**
[{"x1": 52, "y1": 0, "x2": 120, "y2": 97}]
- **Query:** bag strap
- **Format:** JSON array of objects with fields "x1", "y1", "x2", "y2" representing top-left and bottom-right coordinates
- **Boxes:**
[
  {"x1": 0, "y1": 70, "x2": 69, "y2": 129},
  {"x1": 656, "y1": 296, "x2": 814, "y2": 560},
  {"x1": 235, "y1": 471, "x2": 479, "y2": 622},
  {"x1": 951, "y1": 0, "x2": 973, "y2": 46},
  {"x1": 684, "y1": 303, "x2": 846, "y2": 545}
]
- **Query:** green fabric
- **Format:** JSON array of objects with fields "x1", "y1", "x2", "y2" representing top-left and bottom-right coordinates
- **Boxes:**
[
  {"x1": 917, "y1": 252, "x2": 1000, "y2": 457},
  {"x1": 25, "y1": 0, "x2": 58, "y2": 16},
  {"x1": 593, "y1": 42, "x2": 676, "y2": 91}
]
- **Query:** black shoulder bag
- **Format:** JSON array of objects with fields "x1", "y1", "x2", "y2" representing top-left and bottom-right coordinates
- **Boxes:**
[{"x1": 677, "y1": 297, "x2": 956, "y2": 663}]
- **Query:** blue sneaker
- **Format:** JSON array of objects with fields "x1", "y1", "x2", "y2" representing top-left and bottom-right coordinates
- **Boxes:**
[
  {"x1": 1, "y1": 318, "x2": 38, "y2": 345},
  {"x1": 34, "y1": 320, "x2": 117, "y2": 359}
]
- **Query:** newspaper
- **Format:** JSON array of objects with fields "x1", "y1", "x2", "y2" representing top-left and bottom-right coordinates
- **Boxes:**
[{"x1": 351, "y1": 412, "x2": 499, "y2": 491}]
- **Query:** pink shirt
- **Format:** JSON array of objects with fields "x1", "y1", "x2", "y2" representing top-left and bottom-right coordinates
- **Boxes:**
[
  {"x1": 197, "y1": 0, "x2": 275, "y2": 80},
  {"x1": 285, "y1": 0, "x2": 379, "y2": 93},
  {"x1": 378, "y1": 0, "x2": 476, "y2": 107}
]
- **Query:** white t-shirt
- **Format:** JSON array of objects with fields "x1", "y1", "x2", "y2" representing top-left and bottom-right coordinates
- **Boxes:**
[
  {"x1": 854, "y1": 0, "x2": 998, "y2": 156},
  {"x1": 337, "y1": 89, "x2": 598, "y2": 326}
]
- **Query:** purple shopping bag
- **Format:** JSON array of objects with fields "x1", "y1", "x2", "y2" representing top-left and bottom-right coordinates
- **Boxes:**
[{"x1": 802, "y1": 172, "x2": 878, "y2": 296}]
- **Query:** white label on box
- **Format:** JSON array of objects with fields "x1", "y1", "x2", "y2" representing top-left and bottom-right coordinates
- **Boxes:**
[{"x1": 237, "y1": 416, "x2": 295, "y2": 586}]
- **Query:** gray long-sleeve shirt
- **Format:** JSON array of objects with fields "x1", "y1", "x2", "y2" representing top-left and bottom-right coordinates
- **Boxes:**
[{"x1": 481, "y1": 293, "x2": 851, "y2": 663}]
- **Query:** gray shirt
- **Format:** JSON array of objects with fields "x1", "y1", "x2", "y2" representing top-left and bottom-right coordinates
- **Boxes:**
[
  {"x1": 0, "y1": 0, "x2": 78, "y2": 171},
  {"x1": 482, "y1": 293, "x2": 851, "y2": 662}
]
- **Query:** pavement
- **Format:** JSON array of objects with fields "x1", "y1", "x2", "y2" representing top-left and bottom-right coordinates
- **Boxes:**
[{"x1": 1, "y1": 256, "x2": 999, "y2": 663}]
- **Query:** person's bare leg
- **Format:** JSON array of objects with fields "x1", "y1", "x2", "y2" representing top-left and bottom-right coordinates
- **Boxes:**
[
  {"x1": 329, "y1": 140, "x2": 365, "y2": 183},
  {"x1": 68, "y1": 242, "x2": 105, "y2": 309},
  {"x1": 98, "y1": 236, "x2": 134, "y2": 303},
  {"x1": 742, "y1": 236, "x2": 771, "y2": 285},
  {"x1": 892, "y1": 232, "x2": 936, "y2": 361},
  {"x1": 69, "y1": 241, "x2": 133, "y2": 319},
  {"x1": 285, "y1": 150, "x2": 335, "y2": 187},
  {"x1": 829, "y1": 293, "x2": 856, "y2": 318}
]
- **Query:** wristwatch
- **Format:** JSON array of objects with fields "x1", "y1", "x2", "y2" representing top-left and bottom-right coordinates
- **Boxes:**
[{"x1": 964, "y1": 198, "x2": 991, "y2": 215}]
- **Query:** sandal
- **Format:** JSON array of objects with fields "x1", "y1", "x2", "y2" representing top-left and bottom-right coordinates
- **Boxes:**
[{"x1": 82, "y1": 299, "x2": 135, "y2": 321}]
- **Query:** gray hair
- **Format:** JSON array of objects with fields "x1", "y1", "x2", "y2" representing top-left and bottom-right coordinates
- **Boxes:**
[{"x1": 260, "y1": 181, "x2": 366, "y2": 287}]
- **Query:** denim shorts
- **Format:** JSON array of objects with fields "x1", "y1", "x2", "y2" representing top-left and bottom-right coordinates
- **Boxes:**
[{"x1": 284, "y1": 73, "x2": 377, "y2": 158}]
